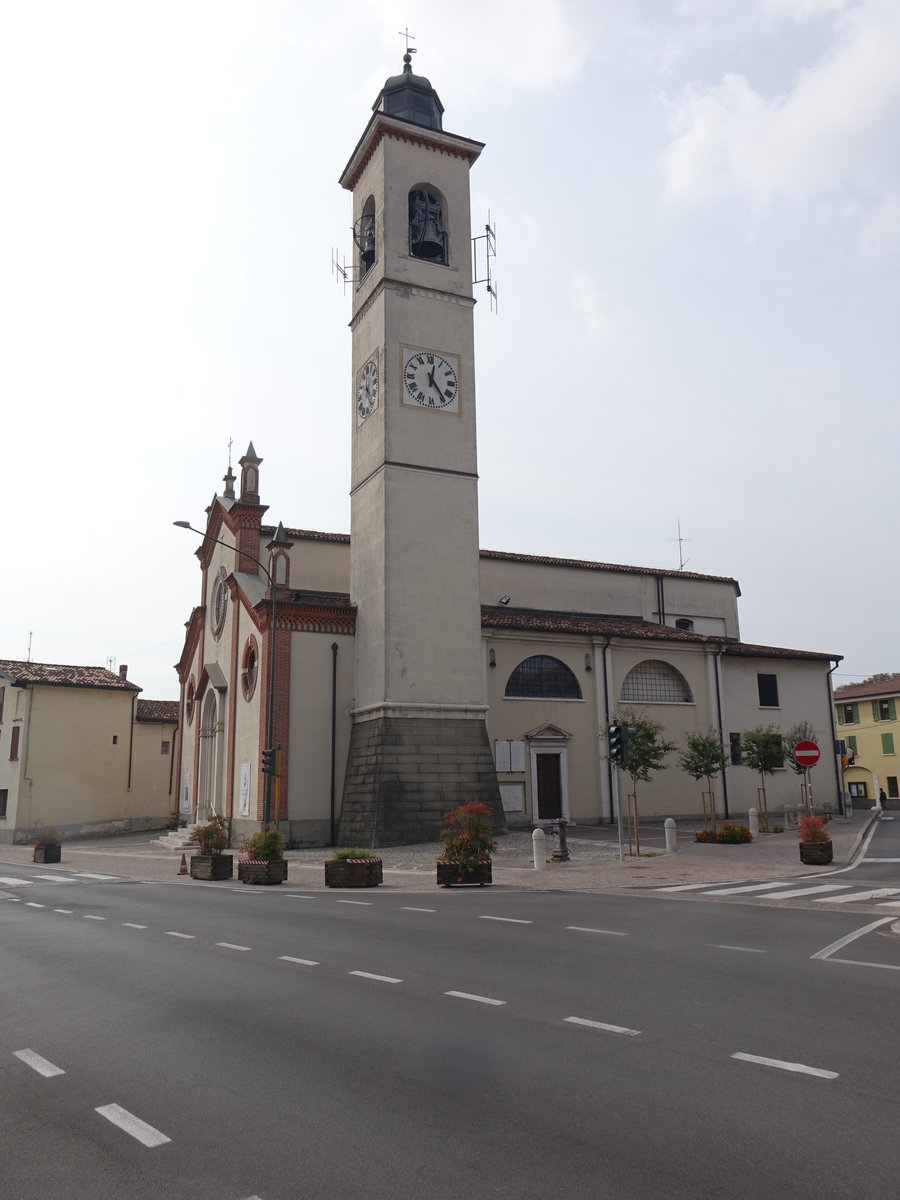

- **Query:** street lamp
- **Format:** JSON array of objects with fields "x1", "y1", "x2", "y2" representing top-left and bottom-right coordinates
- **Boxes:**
[{"x1": 174, "y1": 520, "x2": 278, "y2": 826}]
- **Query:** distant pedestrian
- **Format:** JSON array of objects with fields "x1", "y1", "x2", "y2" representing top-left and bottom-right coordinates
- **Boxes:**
[{"x1": 879, "y1": 788, "x2": 887, "y2": 809}]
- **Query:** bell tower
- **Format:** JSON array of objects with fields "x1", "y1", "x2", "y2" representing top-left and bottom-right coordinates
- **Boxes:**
[{"x1": 338, "y1": 55, "x2": 504, "y2": 846}]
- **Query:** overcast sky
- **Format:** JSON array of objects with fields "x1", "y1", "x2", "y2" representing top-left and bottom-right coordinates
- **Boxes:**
[{"x1": 3, "y1": 0, "x2": 898, "y2": 700}]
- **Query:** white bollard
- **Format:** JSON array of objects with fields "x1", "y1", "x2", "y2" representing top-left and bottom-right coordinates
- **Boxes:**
[
  {"x1": 665, "y1": 817, "x2": 676, "y2": 853},
  {"x1": 532, "y1": 827, "x2": 547, "y2": 870},
  {"x1": 748, "y1": 807, "x2": 759, "y2": 838}
]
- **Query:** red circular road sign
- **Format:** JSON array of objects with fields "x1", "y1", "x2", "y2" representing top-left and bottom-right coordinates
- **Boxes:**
[{"x1": 793, "y1": 740, "x2": 820, "y2": 768}]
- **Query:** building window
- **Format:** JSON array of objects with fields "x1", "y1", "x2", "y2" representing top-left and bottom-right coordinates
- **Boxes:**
[
  {"x1": 729, "y1": 732, "x2": 742, "y2": 766},
  {"x1": 839, "y1": 703, "x2": 858, "y2": 725},
  {"x1": 847, "y1": 735, "x2": 858, "y2": 755},
  {"x1": 675, "y1": 618, "x2": 694, "y2": 633},
  {"x1": 0, "y1": 686, "x2": 4, "y2": 723},
  {"x1": 161, "y1": 740, "x2": 170, "y2": 755},
  {"x1": 186, "y1": 678, "x2": 196, "y2": 725},
  {"x1": 504, "y1": 656, "x2": 582, "y2": 700},
  {"x1": 241, "y1": 637, "x2": 259, "y2": 702},
  {"x1": 888, "y1": 777, "x2": 899, "y2": 799},
  {"x1": 621, "y1": 660, "x2": 693, "y2": 705},
  {"x1": 0, "y1": 789, "x2": 7, "y2": 818},
  {"x1": 882, "y1": 732, "x2": 895, "y2": 755},
  {"x1": 112, "y1": 735, "x2": 118, "y2": 745},
  {"x1": 874, "y1": 699, "x2": 897, "y2": 722},
  {"x1": 9, "y1": 726, "x2": 19, "y2": 760},
  {"x1": 849, "y1": 781, "x2": 868, "y2": 799},
  {"x1": 757, "y1": 673, "x2": 779, "y2": 707},
  {"x1": 211, "y1": 570, "x2": 228, "y2": 639}
]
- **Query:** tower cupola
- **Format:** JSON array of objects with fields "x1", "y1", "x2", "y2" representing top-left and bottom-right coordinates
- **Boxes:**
[{"x1": 373, "y1": 53, "x2": 444, "y2": 131}]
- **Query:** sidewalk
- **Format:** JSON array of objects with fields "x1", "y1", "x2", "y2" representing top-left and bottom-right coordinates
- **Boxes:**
[{"x1": 0, "y1": 811, "x2": 880, "y2": 894}]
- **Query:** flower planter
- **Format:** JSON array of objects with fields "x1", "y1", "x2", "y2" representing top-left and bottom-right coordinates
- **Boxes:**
[
  {"x1": 799, "y1": 840, "x2": 833, "y2": 865},
  {"x1": 33, "y1": 844, "x2": 61, "y2": 864},
  {"x1": 437, "y1": 860, "x2": 492, "y2": 888},
  {"x1": 324, "y1": 859, "x2": 383, "y2": 888},
  {"x1": 190, "y1": 854, "x2": 234, "y2": 881},
  {"x1": 238, "y1": 859, "x2": 288, "y2": 885}
]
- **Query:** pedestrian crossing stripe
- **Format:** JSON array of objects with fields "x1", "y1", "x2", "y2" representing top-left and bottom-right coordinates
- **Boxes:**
[{"x1": 655, "y1": 879, "x2": 900, "y2": 905}]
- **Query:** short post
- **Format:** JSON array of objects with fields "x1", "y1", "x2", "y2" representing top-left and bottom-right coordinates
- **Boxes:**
[
  {"x1": 532, "y1": 826, "x2": 547, "y2": 870},
  {"x1": 748, "y1": 807, "x2": 759, "y2": 838},
  {"x1": 552, "y1": 818, "x2": 570, "y2": 863},
  {"x1": 664, "y1": 817, "x2": 676, "y2": 853}
]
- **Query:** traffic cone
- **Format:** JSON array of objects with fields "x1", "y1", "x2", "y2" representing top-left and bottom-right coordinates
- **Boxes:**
[{"x1": 178, "y1": 853, "x2": 188, "y2": 876}]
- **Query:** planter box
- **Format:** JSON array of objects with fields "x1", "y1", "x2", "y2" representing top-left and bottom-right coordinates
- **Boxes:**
[
  {"x1": 324, "y1": 859, "x2": 383, "y2": 888},
  {"x1": 437, "y1": 860, "x2": 492, "y2": 888},
  {"x1": 33, "y1": 845, "x2": 61, "y2": 864},
  {"x1": 799, "y1": 840, "x2": 833, "y2": 865},
  {"x1": 238, "y1": 858, "x2": 288, "y2": 886},
  {"x1": 190, "y1": 854, "x2": 234, "y2": 881}
]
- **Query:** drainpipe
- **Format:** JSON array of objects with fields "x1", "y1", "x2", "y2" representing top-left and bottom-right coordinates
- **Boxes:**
[
  {"x1": 330, "y1": 642, "x2": 338, "y2": 845},
  {"x1": 827, "y1": 658, "x2": 845, "y2": 817},
  {"x1": 656, "y1": 575, "x2": 666, "y2": 626},
  {"x1": 601, "y1": 636, "x2": 614, "y2": 823},
  {"x1": 127, "y1": 691, "x2": 136, "y2": 791},
  {"x1": 712, "y1": 645, "x2": 729, "y2": 819}
]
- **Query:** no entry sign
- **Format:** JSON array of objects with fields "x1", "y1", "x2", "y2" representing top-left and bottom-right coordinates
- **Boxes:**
[{"x1": 793, "y1": 740, "x2": 820, "y2": 768}]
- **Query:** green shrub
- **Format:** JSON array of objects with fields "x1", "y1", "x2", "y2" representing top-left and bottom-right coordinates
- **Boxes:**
[
  {"x1": 194, "y1": 813, "x2": 229, "y2": 856},
  {"x1": 330, "y1": 847, "x2": 380, "y2": 861},
  {"x1": 241, "y1": 828, "x2": 284, "y2": 861}
]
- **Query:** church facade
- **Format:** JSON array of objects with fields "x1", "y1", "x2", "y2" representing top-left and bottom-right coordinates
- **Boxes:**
[{"x1": 174, "y1": 59, "x2": 842, "y2": 847}]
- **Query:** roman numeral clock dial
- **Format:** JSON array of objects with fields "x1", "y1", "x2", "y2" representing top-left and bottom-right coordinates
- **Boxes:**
[{"x1": 401, "y1": 347, "x2": 459, "y2": 412}]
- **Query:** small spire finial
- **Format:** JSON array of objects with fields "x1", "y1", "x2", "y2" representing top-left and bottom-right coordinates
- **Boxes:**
[
  {"x1": 399, "y1": 26, "x2": 416, "y2": 67},
  {"x1": 227, "y1": 436, "x2": 233, "y2": 468}
]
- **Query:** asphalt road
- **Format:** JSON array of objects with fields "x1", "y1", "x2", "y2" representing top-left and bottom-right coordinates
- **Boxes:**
[{"x1": 2, "y1": 869, "x2": 899, "y2": 1199}]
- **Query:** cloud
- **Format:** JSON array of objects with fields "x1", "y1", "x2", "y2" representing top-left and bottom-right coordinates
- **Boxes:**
[
  {"x1": 860, "y1": 192, "x2": 900, "y2": 256},
  {"x1": 660, "y1": 1, "x2": 900, "y2": 233},
  {"x1": 568, "y1": 270, "x2": 638, "y2": 352}
]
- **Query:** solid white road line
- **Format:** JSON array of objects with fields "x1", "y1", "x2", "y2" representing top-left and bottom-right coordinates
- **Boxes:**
[
  {"x1": 278, "y1": 956, "x2": 319, "y2": 966},
  {"x1": 761, "y1": 884, "x2": 849, "y2": 900},
  {"x1": 445, "y1": 990, "x2": 505, "y2": 1006},
  {"x1": 14, "y1": 1049, "x2": 66, "y2": 1077},
  {"x1": 216, "y1": 942, "x2": 252, "y2": 952},
  {"x1": 863, "y1": 857, "x2": 900, "y2": 862},
  {"x1": 95, "y1": 1103, "x2": 171, "y2": 1147},
  {"x1": 814, "y1": 888, "x2": 900, "y2": 904},
  {"x1": 401, "y1": 906, "x2": 436, "y2": 913},
  {"x1": 565, "y1": 926, "x2": 628, "y2": 936},
  {"x1": 565, "y1": 1016, "x2": 641, "y2": 1036},
  {"x1": 165, "y1": 931, "x2": 195, "y2": 939},
  {"x1": 83, "y1": 915, "x2": 106, "y2": 921},
  {"x1": 828, "y1": 957, "x2": 900, "y2": 971},
  {"x1": 731, "y1": 1052, "x2": 838, "y2": 1080},
  {"x1": 703, "y1": 881, "x2": 792, "y2": 896},
  {"x1": 709, "y1": 945, "x2": 767, "y2": 954},
  {"x1": 285, "y1": 895, "x2": 315, "y2": 900},
  {"x1": 478, "y1": 915, "x2": 532, "y2": 924},
  {"x1": 122, "y1": 922, "x2": 147, "y2": 929},
  {"x1": 350, "y1": 970, "x2": 402, "y2": 984},
  {"x1": 53, "y1": 909, "x2": 73, "y2": 914},
  {"x1": 656, "y1": 882, "x2": 733, "y2": 892},
  {"x1": 810, "y1": 917, "x2": 895, "y2": 961},
  {"x1": 337, "y1": 900, "x2": 372, "y2": 906}
]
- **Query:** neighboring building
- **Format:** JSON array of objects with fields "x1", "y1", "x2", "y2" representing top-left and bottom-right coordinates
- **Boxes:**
[
  {"x1": 834, "y1": 674, "x2": 900, "y2": 805},
  {"x1": 0, "y1": 661, "x2": 177, "y2": 843},
  {"x1": 173, "y1": 57, "x2": 842, "y2": 846}
]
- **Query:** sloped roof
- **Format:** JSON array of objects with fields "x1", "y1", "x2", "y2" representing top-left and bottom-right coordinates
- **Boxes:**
[
  {"x1": 833, "y1": 674, "x2": 900, "y2": 700},
  {"x1": 480, "y1": 548, "x2": 740, "y2": 591},
  {"x1": 0, "y1": 660, "x2": 141, "y2": 692},
  {"x1": 722, "y1": 642, "x2": 840, "y2": 663},
  {"x1": 481, "y1": 607, "x2": 705, "y2": 642},
  {"x1": 136, "y1": 699, "x2": 178, "y2": 723}
]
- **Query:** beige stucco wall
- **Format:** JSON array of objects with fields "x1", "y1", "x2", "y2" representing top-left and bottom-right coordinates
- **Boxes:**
[{"x1": 130, "y1": 720, "x2": 177, "y2": 823}]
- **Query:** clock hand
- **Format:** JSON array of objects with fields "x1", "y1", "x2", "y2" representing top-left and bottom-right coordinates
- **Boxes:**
[{"x1": 427, "y1": 366, "x2": 445, "y2": 400}]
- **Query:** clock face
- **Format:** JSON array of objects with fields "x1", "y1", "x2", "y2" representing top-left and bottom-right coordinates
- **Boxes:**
[
  {"x1": 402, "y1": 348, "x2": 459, "y2": 411},
  {"x1": 356, "y1": 356, "x2": 379, "y2": 424}
]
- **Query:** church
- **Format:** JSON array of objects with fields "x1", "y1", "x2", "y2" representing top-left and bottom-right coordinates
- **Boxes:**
[{"x1": 174, "y1": 56, "x2": 841, "y2": 847}]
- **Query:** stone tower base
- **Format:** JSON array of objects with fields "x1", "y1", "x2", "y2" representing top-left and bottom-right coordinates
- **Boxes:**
[{"x1": 338, "y1": 713, "x2": 506, "y2": 848}]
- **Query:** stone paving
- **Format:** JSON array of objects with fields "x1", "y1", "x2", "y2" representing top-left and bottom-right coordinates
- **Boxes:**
[{"x1": 0, "y1": 809, "x2": 881, "y2": 894}]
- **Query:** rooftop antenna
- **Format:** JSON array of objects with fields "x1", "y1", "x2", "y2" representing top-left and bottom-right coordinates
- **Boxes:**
[
  {"x1": 669, "y1": 516, "x2": 692, "y2": 571},
  {"x1": 472, "y1": 212, "x2": 499, "y2": 312},
  {"x1": 26, "y1": 631, "x2": 33, "y2": 663},
  {"x1": 106, "y1": 656, "x2": 116, "y2": 672}
]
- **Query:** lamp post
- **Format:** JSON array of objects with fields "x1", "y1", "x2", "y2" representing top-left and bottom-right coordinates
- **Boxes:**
[{"x1": 174, "y1": 520, "x2": 278, "y2": 826}]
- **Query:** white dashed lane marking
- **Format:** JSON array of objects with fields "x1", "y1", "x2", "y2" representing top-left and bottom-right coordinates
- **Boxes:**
[
  {"x1": 350, "y1": 970, "x2": 402, "y2": 984},
  {"x1": 122, "y1": 922, "x2": 147, "y2": 929},
  {"x1": 279, "y1": 956, "x2": 319, "y2": 966},
  {"x1": 401, "y1": 906, "x2": 436, "y2": 913},
  {"x1": 165, "y1": 931, "x2": 195, "y2": 939},
  {"x1": 216, "y1": 942, "x2": 252, "y2": 952},
  {"x1": 732, "y1": 1052, "x2": 838, "y2": 1080},
  {"x1": 14, "y1": 1049, "x2": 66, "y2": 1077},
  {"x1": 445, "y1": 991, "x2": 505, "y2": 1006},
  {"x1": 566, "y1": 926, "x2": 628, "y2": 936},
  {"x1": 565, "y1": 1016, "x2": 641, "y2": 1037},
  {"x1": 95, "y1": 1103, "x2": 171, "y2": 1147},
  {"x1": 479, "y1": 915, "x2": 532, "y2": 924}
]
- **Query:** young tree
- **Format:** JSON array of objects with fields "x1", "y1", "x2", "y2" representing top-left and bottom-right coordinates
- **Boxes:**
[
  {"x1": 741, "y1": 725, "x2": 784, "y2": 831},
  {"x1": 680, "y1": 730, "x2": 729, "y2": 833},
  {"x1": 784, "y1": 720, "x2": 819, "y2": 811},
  {"x1": 615, "y1": 708, "x2": 676, "y2": 855}
]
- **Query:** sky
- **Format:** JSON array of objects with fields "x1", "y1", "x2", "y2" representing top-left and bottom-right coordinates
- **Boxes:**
[{"x1": 3, "y1": 0, "x2": 898, "y2": 700}]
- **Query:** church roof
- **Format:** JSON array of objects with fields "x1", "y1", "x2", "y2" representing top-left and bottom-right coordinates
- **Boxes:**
[
  {"x1": 480, "y1": 548, "x2": 741, "y2": 591},
  {"x1": 0, "y1": 660, "x2": 141, "y2": 691},
  {"x1": 136, "y1": 699, "x2": 179, "y2": 723}
]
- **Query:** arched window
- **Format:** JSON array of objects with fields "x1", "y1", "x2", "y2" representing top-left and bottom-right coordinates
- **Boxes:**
[
  {"x1": 409, "y1": 187, "x2": 448, "y2": 263},
  {"x1": 620, "y1": 660, "x2": 693, "y2": 704},
  {"x1": 241, "y1": 637, "x2": 259, "y2": 702},
  {"x1": 356, "y1": 195, "x2": 376, "y2": 278},
  {"x1": 505, "y1": 656, "x2": 582, "y2": 700},
  {"x1": 186, "y1": 677, "x2": 196, "y2": 725},
  {"x1": 675, "y1": 618, "x2": 694, "y2": 633}
]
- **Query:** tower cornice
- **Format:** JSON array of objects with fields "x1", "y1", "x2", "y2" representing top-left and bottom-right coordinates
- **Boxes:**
[{"x1": 339, "y1": 113, "x2": 483, "y2": 193}]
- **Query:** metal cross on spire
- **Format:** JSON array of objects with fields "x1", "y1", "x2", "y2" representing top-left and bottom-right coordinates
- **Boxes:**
[{"x1": 398, "y1": 26, "x2": 417, "y2": 55}]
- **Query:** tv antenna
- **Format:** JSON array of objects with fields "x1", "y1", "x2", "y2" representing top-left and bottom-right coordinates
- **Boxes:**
[
  {"x1": 472, "y1": 213, "x2": 498, "y2": 312},
  {"x1": 669, "y1": 516, "x2": 692, "y2": 571}
]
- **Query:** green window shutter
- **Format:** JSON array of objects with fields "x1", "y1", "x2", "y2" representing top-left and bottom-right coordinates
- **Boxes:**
[
  {"x1": 890, "y1": 699, "x2": 897, "y2": 721},
  {"x1": 872, "y1": 701, "x2": 880, "y2": 721},
  {"x1": 882, "y1": 732, "x2": 895, "y2": 755},
  {"x1": 853, "y1": 703, "x2": 859, "y2": 723},
  {"x1": 836, "y1": 707, "x2": 843, "y2": 725},
  {"x1": 847, "y1": 735, "x2": 858, "y2": 752}
]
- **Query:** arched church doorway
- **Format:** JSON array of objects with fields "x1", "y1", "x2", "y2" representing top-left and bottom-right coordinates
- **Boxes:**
[{"x1": 197, "y1": 689, "x2": 225, "y2": 820}]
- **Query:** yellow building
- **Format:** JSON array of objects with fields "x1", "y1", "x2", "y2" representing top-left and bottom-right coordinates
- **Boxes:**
[{"x1": 834, "y1": 674, "x2": 900, "y2": 807}]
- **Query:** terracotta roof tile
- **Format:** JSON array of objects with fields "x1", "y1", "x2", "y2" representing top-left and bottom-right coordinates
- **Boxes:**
[
  {"x1": 0, "y1": 660, "x2": 141, "y2": 691},
  {"x1": 722, "y1": 642, "x2": 840, "y2": 663},
  {"x1": 833, "y1": 674, "x2": 900, "y2": 700},
  {"x1": 481, "y1": 607, "x2": 706, "y2": 641},
  {"x1": 136, "y1": 699, "x2": 179, "y2": 723}
]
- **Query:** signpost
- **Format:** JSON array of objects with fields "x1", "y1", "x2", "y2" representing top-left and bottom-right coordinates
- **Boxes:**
[{"x1": 793, "y1": 740, "x2": 819, "y2": 812}]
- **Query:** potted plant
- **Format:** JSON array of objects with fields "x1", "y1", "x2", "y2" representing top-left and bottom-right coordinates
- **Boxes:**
[
  {"x1": 189, "y1": 813, "x2": 233, "y2": 880},
  {"x1": 437, "y1": 801, "x2": 497, "y2": 887},
  {"x1": 238, "y1": 827, "x2": 288, "y2": 885},
  {"x1": 31, "y1": 822, "x2": 62, "y2": 864},
  {"x1": 325, "y1": 848, "x2": 383, "y2": 888},
  {"x1": 798, "y1": 814, "x2": 833, "y2": 865}
]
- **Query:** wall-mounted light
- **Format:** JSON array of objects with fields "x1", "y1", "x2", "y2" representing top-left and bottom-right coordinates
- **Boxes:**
[
  {"x1": 489, "y1": 648, "x2": 496, "y2": 668},
  {"x1": 585, "y1": 653, "x2": 592, "y2": 672},
  {"x1": 499, "y1": 595, "x2": 510, "y2": 606}
]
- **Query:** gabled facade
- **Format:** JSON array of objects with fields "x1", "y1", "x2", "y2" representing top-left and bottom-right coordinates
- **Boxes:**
[
  {"x1": 0, "y1": 662, "x2": 177, "y2": 843},
  {"x1": 834, "y1": 674, "x2": 900, "y2": 804}
]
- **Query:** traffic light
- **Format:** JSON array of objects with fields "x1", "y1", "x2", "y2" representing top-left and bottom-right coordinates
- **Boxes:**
[
  {"x1": 261, "y1": 746, "x2": 277, "y2": 775},
  {"x1": 608, "y1": 723, "x2": 623, "y2": 763}
]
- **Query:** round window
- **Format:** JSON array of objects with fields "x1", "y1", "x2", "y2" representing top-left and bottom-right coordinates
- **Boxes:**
[
  {"x1": 241, "y1": 637, "x2": 259, "y2": 701},
  {"x1": 211, "y1": 574, "x2": 228, "y2": 637}
]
